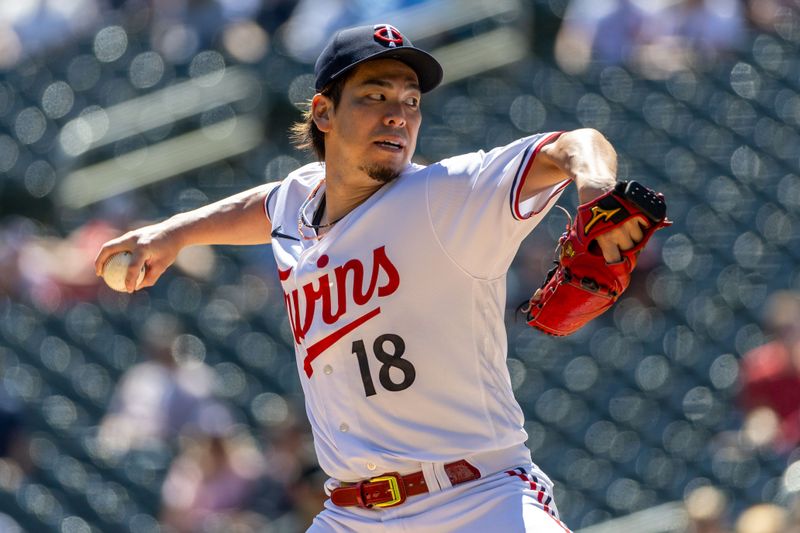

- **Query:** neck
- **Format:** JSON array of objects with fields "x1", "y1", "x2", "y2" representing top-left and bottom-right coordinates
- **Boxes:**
[{"x1": 321, "y1": 164, "x2": 389, "y2": 225}]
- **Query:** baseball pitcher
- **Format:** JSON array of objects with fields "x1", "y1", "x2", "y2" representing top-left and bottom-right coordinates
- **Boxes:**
[{"x1": 96, "y1": 23, "x2": 668, "y2": 532}]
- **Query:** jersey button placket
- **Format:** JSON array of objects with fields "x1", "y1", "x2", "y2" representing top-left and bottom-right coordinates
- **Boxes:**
[{"x1": 323, "y1": 364, "x2": 333, "y2": 375}]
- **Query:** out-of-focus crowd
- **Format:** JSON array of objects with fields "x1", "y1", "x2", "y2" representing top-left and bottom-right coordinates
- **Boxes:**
[
  {"x1": 1, "y1": 0, "x2": 797, "y2": 81},
  {"x1": 1, "y1": 304, "x2": 327, "y2": 532},
  {"x1": 3, "y1": 0, "x2": 800, "y2": 532},
  {"x1": 679, "y1": 290, "x2": 800, "y2": 533},
  {"x1": 554, "y1": 0, "x2": 796, "y2": 78}
]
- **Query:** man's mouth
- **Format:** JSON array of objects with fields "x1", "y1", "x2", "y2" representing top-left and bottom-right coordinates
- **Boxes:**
[{"x1": 374, "y1": 139, "x2": 404, "y2": 151}]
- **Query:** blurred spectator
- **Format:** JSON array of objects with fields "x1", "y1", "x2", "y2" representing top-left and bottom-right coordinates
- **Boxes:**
[
  {"x1": 555, "y1": 0, "x2": 650, "y2": 74},
  {"x1": 684, "y1": 485, "x2": 731, "y2": 533},
  {"x1": 6, "y1": 0, "x2": 301, "y2": 68},
  {"x1": 746, "y1": 0, "x2": 800, "y2": 31},
  {"x1": 277, "y1": 0, "x2": 430, "y2": 63},
  {"x1": 149, "y1": 0, "x2": 225, "y2": 62},
  {"x1": 280, "y1": 465, "x2": 328, "y2": 531},
  {"x1": 0, "y1": 390, "x2": 30, "y2": 471},
  {"x1": 0, "y1": 388, "x2": 29, "y2": 500},
  {"x1": 734, "y1": 503, "x2": 788, "y2": 533},
  {"x1": 97, "y1": 312, "x2": 218, "y2": 457},
  {"x1": 146, "y1": 0, "x2": 297, "y2": 64},
  {"x1": 261, "y1": 421, "x2": 315, "y2": 487},
  {"x1": 635, "y1": 0, "x2": 743, "y2": 78},
  {"x1": 0, "y1": 217, "x2": 39, "y2": 299},
  {"x1": 244, "y1": 420, "x2": 320, "y2": 527},
  {"x1": 16, "y1": 219, "x2": 119, "y2": 312},
  {"x1": 160, "y1": 428, "x2": 267, "y2": 533},
  {"x1": 739, "y1": 291, "x2": 800, "y2": 453},
  {"x1": 247, "y1": 462, "x2": 328, "y2": 532},
  {"x1": 555, "y1": 0, "x2": 743, "y2": 77},
  {"x1": 0, "y1": 0, "x2": 102, "y2": 69}
]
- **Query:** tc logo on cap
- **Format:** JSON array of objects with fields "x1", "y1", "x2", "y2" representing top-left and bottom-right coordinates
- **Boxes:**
[{"x1": 373, "y1": 24, "x2": 404, "y2": 48}]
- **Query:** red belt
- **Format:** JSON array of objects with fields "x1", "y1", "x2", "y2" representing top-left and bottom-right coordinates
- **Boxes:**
[{"x1": 330, "y1": 460, "x2": 481, "y2": 509}]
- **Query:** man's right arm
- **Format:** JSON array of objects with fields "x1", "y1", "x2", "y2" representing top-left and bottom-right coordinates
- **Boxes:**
[{"x1": 94, "y1": 182, "x2": 278, "y2": 292}]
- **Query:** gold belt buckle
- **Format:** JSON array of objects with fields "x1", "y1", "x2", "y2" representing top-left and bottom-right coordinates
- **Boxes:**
[{"x1": 369, "y1": 472, "x2": 406, "y2": 508}]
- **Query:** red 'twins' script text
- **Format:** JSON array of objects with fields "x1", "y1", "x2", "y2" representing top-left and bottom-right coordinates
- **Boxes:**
[{"x1": 281, "y1": 246, "x2": 400, "y2": 345}]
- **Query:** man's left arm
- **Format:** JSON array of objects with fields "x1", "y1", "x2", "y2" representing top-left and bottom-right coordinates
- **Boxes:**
[
  {"x1": 521, "y1": 128, "x2": 671, "y2": 336},
  {"x1": 521, "y1": 128, "x2": 648, "y2": 263}
]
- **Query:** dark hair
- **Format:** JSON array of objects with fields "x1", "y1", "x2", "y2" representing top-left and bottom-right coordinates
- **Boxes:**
[{"x1": 290, "y1": 70, "x2": 353, "y2": 161}]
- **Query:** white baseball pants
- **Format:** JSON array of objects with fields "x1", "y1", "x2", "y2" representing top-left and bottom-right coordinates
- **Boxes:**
[{"x1": 308, "y1": 465, "x2": 571, "y2": 532}]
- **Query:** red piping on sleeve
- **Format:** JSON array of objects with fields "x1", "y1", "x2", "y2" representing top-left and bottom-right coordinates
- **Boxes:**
[{"x1": 511, "y1": 131, "x2": 569, "y2": 220}]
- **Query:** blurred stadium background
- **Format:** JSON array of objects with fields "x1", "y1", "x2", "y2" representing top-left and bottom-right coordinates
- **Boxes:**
[{"x1": 2, "y1": 0, "x2": 800, "y2": 531}]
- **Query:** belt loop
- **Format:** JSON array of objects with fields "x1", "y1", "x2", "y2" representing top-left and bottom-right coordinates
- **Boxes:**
[
  {"x1": 324, "y1": 478, "x2": 340, "y2": 497},
  {"x1": 433, "y1": 463, "x2": 453, "y2": 489},
  {"x1": 354, "y1": 480, "x2": 371, "y2": 508},
  {"x1": 421, "y1": 463, "x2": 443, "y2": 493}
]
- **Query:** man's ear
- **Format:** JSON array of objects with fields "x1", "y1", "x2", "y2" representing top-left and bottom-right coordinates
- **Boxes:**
[{"x1": 312, "y1": 94, "x2": 333, "y2": 133}]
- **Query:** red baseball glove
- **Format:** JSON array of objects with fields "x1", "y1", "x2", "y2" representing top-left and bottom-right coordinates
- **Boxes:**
[{"x1": 525, "y1": 181, "x2": 671, "y2": 336}]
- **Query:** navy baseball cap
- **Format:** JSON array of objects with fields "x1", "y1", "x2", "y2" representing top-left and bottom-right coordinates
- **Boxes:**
[{"x1": 314, "y1": 24, "x2": 443, "y2": 93}]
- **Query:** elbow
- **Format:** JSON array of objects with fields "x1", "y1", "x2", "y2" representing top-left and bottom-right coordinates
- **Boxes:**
[
  {"x1": 555, "y1": 128, "x2": 614, "y2": 158},
  {"x1": 553, "y1": 128, "x2": 617, "y2": 184},
  {"x1": 571, "y1": 128, "x2": 613, "y2": 150},
  {"x1": 570, "y1": 128, "x2": 617, "y2": 169}
]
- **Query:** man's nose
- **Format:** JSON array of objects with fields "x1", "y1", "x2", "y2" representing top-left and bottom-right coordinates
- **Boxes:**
[{"x1": 383, "y1": 103, "x2": 406, "y2": 127}]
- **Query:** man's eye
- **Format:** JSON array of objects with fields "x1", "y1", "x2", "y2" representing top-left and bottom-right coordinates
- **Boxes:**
[
  {"x1": 406, "y1": 97, "x2": 419, "y2": 107},
  {"x1": 367, "y1": 93, "x2": 384, "y2": 101}
]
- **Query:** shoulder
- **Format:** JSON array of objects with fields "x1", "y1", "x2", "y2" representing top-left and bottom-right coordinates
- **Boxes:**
[
  {"x1": 275, "y1": 162, "x2": 325, "y2": 202},
  {"x1": 285, "y1": 162, "x2": 325, "y2": 187},
  {"x1": 428, "y1": 134, "x2": 549, "y2": 177},
  {"x1": 380, "y1": 162, "x2": 431, "y2": 191},
  {"x1": 269, "y1": 163, "x2": 324, "y2": 220}
]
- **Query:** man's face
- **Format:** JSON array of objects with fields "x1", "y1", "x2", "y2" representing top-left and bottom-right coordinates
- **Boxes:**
[{"x1": 316, "y1": 59, "x2": 422, "y2": 183}]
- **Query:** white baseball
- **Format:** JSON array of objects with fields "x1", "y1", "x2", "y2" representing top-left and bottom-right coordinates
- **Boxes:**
[{"x1": 102, "y1": 251, "x2": 145, "y2": 292}]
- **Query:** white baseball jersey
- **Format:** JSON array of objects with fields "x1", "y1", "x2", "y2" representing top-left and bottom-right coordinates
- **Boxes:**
[{"x1": 266, "y1": 132, "x2": 568, "y2": 484}]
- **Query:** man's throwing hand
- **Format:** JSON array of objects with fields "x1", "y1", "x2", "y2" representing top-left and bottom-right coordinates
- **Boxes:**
[{"x1": 94, "y1": 222, "x2": 182, "y2": 293}]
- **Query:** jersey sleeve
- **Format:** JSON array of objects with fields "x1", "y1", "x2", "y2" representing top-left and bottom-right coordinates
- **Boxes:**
[
  {"x1": 263, "y1": 181, "x2": 283, "y2": 224},
  {"x1": 426, "y1": 132, "x2": 570, "y2": 279}
]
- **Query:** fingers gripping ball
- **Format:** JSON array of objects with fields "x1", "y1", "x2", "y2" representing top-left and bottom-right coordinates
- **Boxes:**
[
  {"x1": 102, "y1": 251, "x2": 145, "y2": 292},
  {"x1": 525, "y1": 181, "x2": 671, "y2": 336}
]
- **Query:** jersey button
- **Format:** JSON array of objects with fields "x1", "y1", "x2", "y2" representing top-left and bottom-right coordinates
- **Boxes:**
[
  {"x1": 339, "y1": 423, "x2": 349, "y2": 433},
  {"x1": 366, "y1": 462, "x2": 377, "y2": 471},
  {"x1": 323, "y1": 365, "x2": 333, "y2": 375}
]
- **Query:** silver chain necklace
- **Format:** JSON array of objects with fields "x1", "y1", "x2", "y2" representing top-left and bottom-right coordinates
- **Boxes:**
[{"x1": 297, "y1": 181, "x2": 344, "y2": 239}]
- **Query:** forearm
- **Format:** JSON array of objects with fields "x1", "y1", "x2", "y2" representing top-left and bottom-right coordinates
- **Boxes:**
[
  {"x1": 95, "y1": 182, "x2": 277, "y2": 290},
  {"x1": 167, "y1": 183, "x2": 274, "y2": 247},
  {"x1": 534, "y1": 128, "x2": 618, "y2": 204}
]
